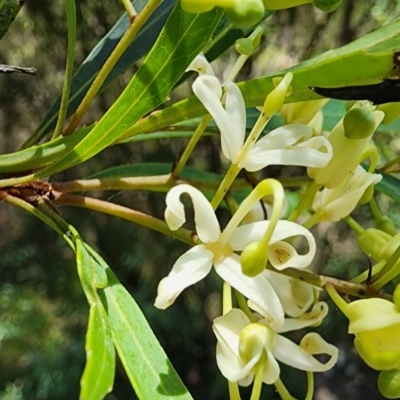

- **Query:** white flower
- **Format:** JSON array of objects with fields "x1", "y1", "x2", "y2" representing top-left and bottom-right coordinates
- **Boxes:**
[
  {"x1": 312, "y1": 165, "x2": 382, "y2": 221},
  {"x1": 213, "y1": 305, "x2": 337, "y2": 385},
  {"x1": 188, "y1": 55, "x2": 333, "y2": 170},
  {"x1": 155, "y1": 184, "x2": 317, "y2": 328}
]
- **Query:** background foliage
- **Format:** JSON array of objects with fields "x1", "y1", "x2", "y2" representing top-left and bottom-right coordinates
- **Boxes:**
[{"x1": 1, "y1": 1, "x2": 400, "y2": 399}]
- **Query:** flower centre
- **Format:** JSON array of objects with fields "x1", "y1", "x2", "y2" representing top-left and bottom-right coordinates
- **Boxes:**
[{"x1": 206, "y1": 241, "x2": 233, "y2": 263}]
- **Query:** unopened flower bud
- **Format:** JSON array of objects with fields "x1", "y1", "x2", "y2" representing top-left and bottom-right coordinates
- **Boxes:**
[
  {"x1": 378, "y1": 103, "x2": 400, "y2": 125},
  {"x1": 263, "y1": 73, "x2": 293, "y2": 117},
  {"x1": 376, "y1": 217, "x2": 398, "y2": 237},
  {"x1": 225, "y1": 0, "x2": 265, "y2": 28},
  {"x1": 241, "y1": 241, "x2": 268, "y2": 277},
  {"x1": 357, "y1": 228, "x2": 391, "y2": 260},
  {"x1": 393, "y1": 285, "x2": 400, "y2": 311},
  {"x1": 235, "y1": 26, "x2": 264, "y2": 55},
  {"x1": 380, "y1": 234, "x2": 400, "y2": 261},
  {"x1": 378, "y1": 369, "x2": 400, "y2": 399},
  {"x1": 343, "y1": 107, "x2": 376, "y2": 139},
  {"x1": 239, "y1": 323, "x2": 275, "y2": 362}
]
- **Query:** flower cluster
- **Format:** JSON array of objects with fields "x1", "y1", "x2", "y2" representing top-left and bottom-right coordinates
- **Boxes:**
[{"x1": 155, "y1": 51, "x2": 389, "y2": 399}]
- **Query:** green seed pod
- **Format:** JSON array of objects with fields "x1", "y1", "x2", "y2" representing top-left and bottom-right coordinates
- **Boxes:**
[
  {"x1": 343, "y1": 107, "x2": 376, "y2": 139},
  {"x1": 378, "y1": 369, "x2": 400, "y2": 399},
  {"x1": 313, "y1": 0, "x2": 343, "y2": 12}
]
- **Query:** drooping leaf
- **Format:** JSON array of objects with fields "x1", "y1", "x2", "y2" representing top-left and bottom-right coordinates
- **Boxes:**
[
  {"x1": 98, "y1": 267, "x2": 194, "y2": 400},
  {"x1": 25, "y1": 0, "x2": 176, "y2": 147},
  {"x1": 31, "y1": 3, "x2": 223, "y2": 178},
  {"x1": 80, "y1": 303, "x2": 115, "y2": 400}
]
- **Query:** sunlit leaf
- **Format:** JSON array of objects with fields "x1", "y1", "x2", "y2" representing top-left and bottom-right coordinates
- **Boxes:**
[
  {"x1": 99, "y1": 267, "x2": 194, "y2": 400},
  {"x1": 32, "y1": 3, "x2": 223, "y2": 178},
  {"x1": 80, "y1": 304, "x2": 115, "y2": 400}
]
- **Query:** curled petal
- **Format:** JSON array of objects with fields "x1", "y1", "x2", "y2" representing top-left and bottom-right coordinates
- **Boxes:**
[
  {"x1": 216, "y1": 255, "x2": 284, "y2": 328},
  {"x1": 154, "y1": 245, "x2": 213, "y2": 309},
  {"x1": 165, "y1": 184, "x2": 221, "y2": 243},
  {"x1": 186, "y1": 53, "x2": 214, "y2": 76},
  {"x1": 193, "y1": 77, "x2": 245, "y2": 162},
  {"x1": 193, "y1": 74, "x2": 222, "y2": 100},
  {"x1": 241, "y1": 124, "x2": 332, "y2": 171},
  {"x1": 213, "y1": 309, "x2": 257, "y2": 384},
  {"x1": 223, "y1": 83, "x2": 246, "y2": 163},
  {"x1": 312, "y1": 166, "x2": 382, "y2": 221},
  {"x1": 262, "y1": 350, "x2": 280, "y2": 385},
  {"x1": 273, "y1": 333, "x2": 338, "y2": 372},
  {"x1": 277, "y1": 302, "x2": 329, "y2": 333},
  {"x1": 346, "y1": 298, "x2": 400, "y2": 333},
  {"x1": 229, "y1": 220, "x2": 316, "y2": 270},
  {"x1": 264, "y1": 270, "x2": 314, "y2": 318}
]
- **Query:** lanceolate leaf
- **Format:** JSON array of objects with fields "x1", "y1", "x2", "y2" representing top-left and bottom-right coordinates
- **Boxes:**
[
  {"x1": 26, "y1": 0, "x2": 175, "y2": 146},
  {"x1": 117, "y1": 16, "x2": 400, "y2": 142},
  {"x1": 80, "y1": 303, "x2": 115, "y2": 400},
  {"x1": 98, "y1": 267, "x2": 194, "y2": 400},
  {"x1": 375, "y1": 171, "x2": 400, "y2": 203},
  {"x1": 33, "y1": 4, "x2": 222, "y2": 178}
]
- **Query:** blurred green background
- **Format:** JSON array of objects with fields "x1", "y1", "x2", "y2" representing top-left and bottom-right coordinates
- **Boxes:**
[{"x1": 1, "y1": 1, "x2": 400, "y2": 399}]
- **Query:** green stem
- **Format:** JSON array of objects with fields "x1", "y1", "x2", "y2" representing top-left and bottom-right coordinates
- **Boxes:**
[
  {"x1": 274, "y1": 378, "x2": 297, "y2": 400},
  {"x1": 228, "y1": 381, "x2": 242, "y2": 400},
  {"x1": 53, "y1": 191, "x2": 195, "y2": 245},
  {"x1": 172, "y1": 115, "x2": 212, "y2": 178},
  {"x1": 324, "y1": 283, "x2": 348, "y2": 314},
  {"x1": 63, "y1": 0, "x2": 164, "y2": 135},
  {"x1": 302, "y1": 212, "x2": 322, "y2": 230},
  {"x1": 51, "y1": 174, "x2": 250, "y2": 193},
  {"x1": 351, "y1": 259, "x2": 386, "y2": 284},
  {"x1": 52, "y1": 0, "x2": 76, "y2": 140},
  {"x1": 250, "y1": 352, "x2": 265, "y2": 400},
  {"x1": 344, "y1": 216, "x2": 365, "y2": 236},
  {"x1": 235, "y1": 291, "x2": 256, "y2": 322},
  {"x1": 121, "y1": 0, "x2": 137, "y2": 20},
  {"x1": 288, "y1": 181, "x2": 321, "y2": 222},
  {"x1": 211, "y1": 163, "x2": 241, "y2": 210},
  {"x1": 369, "y1": 196, "x2": 383, "y2": 222},
  {"x1": 371, "y1": 257, "x2": 400, "y2": 292},
  {"x1": 304, "y1": 372, "x2": 314, "y2": 400}
]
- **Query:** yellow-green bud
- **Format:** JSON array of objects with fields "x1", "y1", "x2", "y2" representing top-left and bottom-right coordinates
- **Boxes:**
[
  {"x1": 225, "y1": 0, "x2": 265, "y2": 28},
  {"x1": 180, "y1": 0, "x2": 218, "y2": 13},
  {"x1": 240, "y1": 241, "x2": 268, "y2": 277},
  {"x1": 313, "y1": 0, "x2": 343, "y2": 12},
  {"x1": 378, "y1": 369, "x2": 400, "y2": 399},
  {"x1": 239, "y1": 323, "x2": 275, "y2": 362},
  {"x1": 357, "y1": 228, "x2": 391, "y2": 260},
  {"x1": 235, "y1": 26, "x2": 264, "y2": 56},
  {"x1": 376, "y1": 217, "x2": 398, "y2": 237},
  {"x1": 343, "y1": 107, "x2": 376, "y2": 139},
  {"x1": 358, "y1": 184, "x2": 374, "y2": 204},
  {"x1": 378, "y1": 103, "x2": 400, "y2": 125},
  {"x1": 394, "y1": 285, "x2": 400, "y2": 311},
  {"x1": 381, "y1": 234, "x2": 400, "y2": 261}
]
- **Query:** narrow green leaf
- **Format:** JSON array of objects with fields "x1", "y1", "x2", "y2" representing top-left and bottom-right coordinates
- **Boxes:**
[
  {"x1": 52, "y1": 0, "x2": 76, "y2": 140},
  {"x1": 25, "y1": 0, "x2": 175, "y2": 147},
  {"x1": 87, "y1": 162, "x2": 222, "y2": 182},
  {"x1": 99, "y1": 267, "x2": 193, "y2": 400},
  {"x1": 375, "y1": 171, "x2": 400, "y2": 203},
  {"x1": 31, "y1": 4, "x2": 222, "y2": 179},
  {"x1": 80, "y1": 304, "x2": 115, "y2": 400},
  {"x1": 0, "y1": 125, "x2": 91, "y2": 174},
  {"x1": 0, "y1": 0, "x2": 24, "y2": 39},
  {"x1": 118, "y1": 17, "x2": 400, "y2": 141}
]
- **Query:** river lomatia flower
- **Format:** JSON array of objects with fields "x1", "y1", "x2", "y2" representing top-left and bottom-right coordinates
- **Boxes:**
[
  {"x1": 188, "y1": 55, "x2": 332, "y2": 171},
  {"x1": 155, "y1": 183, "x2": 316, "y2": 328},
  {"x1": 213, "y1": 301, "x2": 337, "y2": 385}
]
